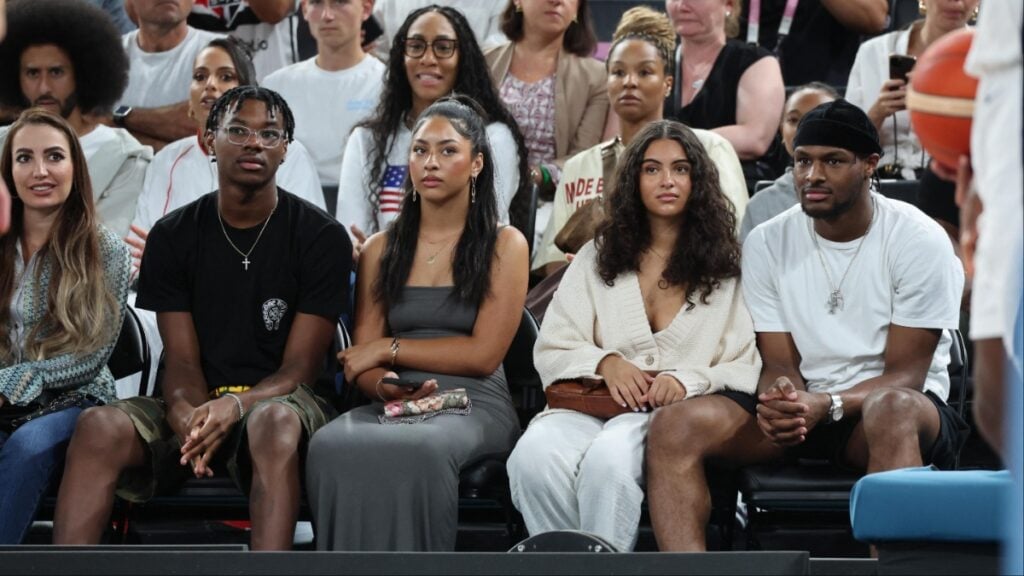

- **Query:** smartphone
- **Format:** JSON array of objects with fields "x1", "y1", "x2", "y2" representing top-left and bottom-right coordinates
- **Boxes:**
[
  {"x1": 889, "y1": 54, "x2": 917, "y2": 83},
  {"x1": 381, "y1": 376, "x2": 425, "y2": 390},
  {"x1": 362, "y1": 14, "x2": 384, "y2": 46}
]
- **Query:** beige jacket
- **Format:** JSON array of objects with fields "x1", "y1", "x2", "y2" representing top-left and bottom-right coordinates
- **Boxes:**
[{"x1": 485, "y1": 41, "x2": 609, "y2": 167}]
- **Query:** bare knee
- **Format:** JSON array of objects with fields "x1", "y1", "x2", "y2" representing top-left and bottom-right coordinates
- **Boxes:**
[
  {"x1": 647, "y1": 402, "x2": 721, "y2": 462},
  {"x1": 246, "y1": 402, "x2": 301, "y2": 461},
  {"x1": 67, "y1": 406, "x2": 138, "y2": 465},
  {"x1": 861, "y1": 388, "x2": 928, "y2": 437}
]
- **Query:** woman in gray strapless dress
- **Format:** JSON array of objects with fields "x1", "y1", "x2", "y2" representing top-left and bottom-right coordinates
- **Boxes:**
[{"x1": 305, "y1": 96, "x2": 530, "y2": 551}]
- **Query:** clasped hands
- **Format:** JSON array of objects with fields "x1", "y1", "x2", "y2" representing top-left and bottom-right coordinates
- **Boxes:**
[
  {"x1": 755, "y1": 377, "x2": 832, "y2": 446},
  {"x1": 336, "y1": 338, "x2": 437, "y2": 402},
  {"x1": 177, "y1": 395, "x2": 242, "y2": 478},
  {"x1": 597, "y1": 355, "x2": 687, "y2": 412}
]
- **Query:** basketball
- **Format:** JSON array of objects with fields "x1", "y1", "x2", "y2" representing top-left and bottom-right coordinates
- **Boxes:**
[{"x1": 906, "y1": 28, "x2": 978, "y2": 169}]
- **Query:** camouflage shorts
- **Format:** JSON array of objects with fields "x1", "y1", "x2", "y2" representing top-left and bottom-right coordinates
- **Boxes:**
[{"x1": 112, "y1": 384, "x2": 336, "y2": 502}]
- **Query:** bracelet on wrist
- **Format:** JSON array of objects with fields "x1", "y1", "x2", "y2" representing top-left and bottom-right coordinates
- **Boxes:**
[
  {"x1": 389, "y1": 336, "x2": 400, "y2": 367},
  {"x1": 223, "y1": 393, "x2": 245, "y2": 422}
]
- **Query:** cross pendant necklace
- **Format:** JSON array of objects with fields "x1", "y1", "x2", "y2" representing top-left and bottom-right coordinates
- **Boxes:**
[
  {"x1": 827, "y1": 290, "x2": 844, "y2": 314},
  {"x1": 809, "y1": 197, "x2": 877, "y2": 315},
  {"x1": 218, "y1": 196, "x2": 278, "y2": 271}
]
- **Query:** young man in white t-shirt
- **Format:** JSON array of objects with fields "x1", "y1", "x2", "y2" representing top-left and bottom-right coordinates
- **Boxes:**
[
  {"x1": 262, "y1": 0, "x2": 384, "y2": 190},
  {"x1": 116, "y1": 0, "x2": 222, "y2": 151},
  {"x1": 644, "y1": 99, "x2": 968, "y2": 551}
]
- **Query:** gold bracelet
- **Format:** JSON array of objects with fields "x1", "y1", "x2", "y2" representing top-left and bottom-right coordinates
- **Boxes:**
[{"x1": 389, "y1": 336, "x2": 400, "y2": 367}]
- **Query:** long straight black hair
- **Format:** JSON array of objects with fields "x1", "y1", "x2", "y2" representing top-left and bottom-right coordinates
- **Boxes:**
[{"x1": 374, "y1": 96, "x2": 499, "y2": 308}]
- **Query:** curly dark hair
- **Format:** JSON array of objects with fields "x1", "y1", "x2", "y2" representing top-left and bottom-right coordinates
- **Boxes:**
[
  {"x1": 499, "y1": 0, "x2": 598, "y2": 57},
  {"x1": 359, "y1": 4, "x2": 530, "y2": 234},
  {"x1": 375, "y1": 95, "x2": 499, "y2": 309},
  {"x1": 595, "y1": 120, "x2": 741, "y2": 308},
  {"x1": 205, "y1": 86, "x2": 296, "y2": 143},
  {"x1": 0, "y1": 0, "x2": 128, "y2": 114}
]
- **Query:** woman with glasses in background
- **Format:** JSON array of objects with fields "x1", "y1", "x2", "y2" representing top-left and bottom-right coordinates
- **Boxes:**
[{"x1": 335, "y1": 5, "x2": 528, "y2": 260}]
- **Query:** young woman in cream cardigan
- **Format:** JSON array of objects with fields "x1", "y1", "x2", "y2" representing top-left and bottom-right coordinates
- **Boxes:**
[{"x1": 506, "y1": 119, "x2": 761, "y2": 552}]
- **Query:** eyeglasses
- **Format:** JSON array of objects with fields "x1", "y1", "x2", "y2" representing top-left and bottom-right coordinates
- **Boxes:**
[
  {"x1": 221, "y1": 125, "x2": 285, "y2": 148},
  {"x1": 402, "y1": 38, "x2": 458, "y2": 59}
]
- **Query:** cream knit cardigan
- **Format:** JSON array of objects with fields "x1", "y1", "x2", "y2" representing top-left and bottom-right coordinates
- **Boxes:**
[{"x1": 535, "y1": 241, "x2": 762, "y2": 399}]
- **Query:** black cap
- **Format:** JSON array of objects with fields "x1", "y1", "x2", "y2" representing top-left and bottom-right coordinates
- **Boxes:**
[{"x1": 793, "y1": 99, "x2": 883, "y2": 157}]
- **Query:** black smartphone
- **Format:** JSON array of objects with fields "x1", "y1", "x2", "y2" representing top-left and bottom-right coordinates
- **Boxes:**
[
  {"x1": 381, "y1": 376, "x2": 425, "y2": 390},
  {"x1": 889, "y1": 54, "x2": 917, "y2": 83},
  {"x1": 362, "y1": 14, "x2": 384, "y2": 46}
]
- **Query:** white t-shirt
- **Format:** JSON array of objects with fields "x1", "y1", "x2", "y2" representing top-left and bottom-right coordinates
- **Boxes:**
[
  {"x1": 964, "y1": 1, "x2": 1024, "y2": 342},
  {"x1": 190, "y1": 0, "x2": 300, "y2": 81},
  {"x1": 263, "y1": 56, "x2": 385, "y2": 186},
  {"x1": 79, "y1": 124, "x2": 119, "y2": 159},
  {"x1": 372, "y1": 0, "x2": 506, "y2": 61},
  {"x1": 132, "y1": 135, "x2": 325, "y2": 233},
  {"x1": 120, "y1": 27, "x2": 224, "y2": 108},
  {"x1": 335, "y1": 122, "x2": 519, "y2": 237},
  {"x1": 845, "y1": 28, "x2": 926, "y2": 180},
  {"x1": 742, "y1": 193, "x2": 964, "y2": 399}
]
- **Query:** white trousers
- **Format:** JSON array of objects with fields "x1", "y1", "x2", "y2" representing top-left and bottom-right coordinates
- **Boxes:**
[{"x1": 507, "y1": 410, "x2": 649, "y2": 552}]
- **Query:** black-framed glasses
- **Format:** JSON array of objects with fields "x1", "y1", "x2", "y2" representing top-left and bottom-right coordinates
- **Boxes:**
[
  {"x1": 222, "y1": 125, "x2": 285, "y2": 148},
  {"x1": 402, "y1": 37, "x2": 458, "y2": 59}
]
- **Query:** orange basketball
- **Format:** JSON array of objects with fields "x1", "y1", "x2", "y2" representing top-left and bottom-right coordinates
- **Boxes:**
[{"x1": 907, "y1": 28, "x2": 978, "y2": 169}]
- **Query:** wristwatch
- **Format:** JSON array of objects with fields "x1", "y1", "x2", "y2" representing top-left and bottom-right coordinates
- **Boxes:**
[
  {"x1": 828, "y1": 393, "x2": 844, "y2": 423},
  {"x1": 112, "y1": 105, "x2": 133, "y2": 128}
]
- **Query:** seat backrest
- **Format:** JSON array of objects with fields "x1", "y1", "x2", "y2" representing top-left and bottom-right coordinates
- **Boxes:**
[
  {"x1": 109, "y1": 306, "x2": 150, "y2": 385},
  {"x1": 878, "y1": 179, "x2": 920, "y2": 205},
  {"x1": 754, "y1": 180, "x2": 774, "y2": 194},
  {"x1": 503, "y1": 308, "x2": 544, "y2": 427}
]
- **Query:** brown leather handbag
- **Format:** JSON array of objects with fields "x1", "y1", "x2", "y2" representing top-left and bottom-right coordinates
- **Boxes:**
[{"x1": 545, "y1": 378, "x2": 629, "y2": 419}]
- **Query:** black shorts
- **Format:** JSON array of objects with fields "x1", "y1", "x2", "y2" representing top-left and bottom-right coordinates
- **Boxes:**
[{"x1": 726, "y1": 389, "x2": 970, "y2": 471}]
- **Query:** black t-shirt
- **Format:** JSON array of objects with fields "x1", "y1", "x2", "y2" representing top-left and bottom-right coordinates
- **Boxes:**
[
  {"x1": 136, "y1": 189, "x2": 352, "y2": 391},
  {"x1": 738, "y1": 0, "x2": 862, "y2": 87}
]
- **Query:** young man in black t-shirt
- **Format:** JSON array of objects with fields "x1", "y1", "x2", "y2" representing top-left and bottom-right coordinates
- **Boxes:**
[{"x1": 54, "y1": 87, "x2": 351, "y2": 550}]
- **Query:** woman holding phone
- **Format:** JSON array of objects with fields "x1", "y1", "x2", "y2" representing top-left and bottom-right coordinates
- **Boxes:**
[{"x1": 845, "y1": 0, "x2": 979, "y2": 180}]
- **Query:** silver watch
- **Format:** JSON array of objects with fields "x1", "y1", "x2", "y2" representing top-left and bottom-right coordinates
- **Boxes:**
[{"x1": 828, "y1": 393, "x2": 844, "y2": 423}]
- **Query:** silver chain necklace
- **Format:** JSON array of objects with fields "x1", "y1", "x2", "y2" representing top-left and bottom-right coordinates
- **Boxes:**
[
  {"x1": 217, "y1": 197, "x2": 278, "y2": 271},
  {"x1": 809, "y1": 197, "x2": 877, "y2": 314}
]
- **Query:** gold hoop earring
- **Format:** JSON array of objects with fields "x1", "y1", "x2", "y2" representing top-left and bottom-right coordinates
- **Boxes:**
[
  {"x1": 470, "y1": 177, "x2": 477, "y2": 204},
  {"x1": 971, "y1": 6, "x2": 979, "y2": 20},
  {"x1": 412, "y1": 188, "x2": 418, "y2": 202},
  {"x1": 515, "y1": 3, "x2": 522, "y2": 13},
  {"x1": 918, "y1": 0, "x2": 926, "y2": 15}
]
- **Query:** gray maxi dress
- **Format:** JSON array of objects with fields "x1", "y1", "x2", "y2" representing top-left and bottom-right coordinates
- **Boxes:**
[{"x1": 306, "y1": 286, "x2": 521, "y2": 550}]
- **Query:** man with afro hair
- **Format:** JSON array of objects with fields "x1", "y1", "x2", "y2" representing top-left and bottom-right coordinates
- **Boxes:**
[{"x1": 0, "y1": 0, "x2": 152, "y2": 238}]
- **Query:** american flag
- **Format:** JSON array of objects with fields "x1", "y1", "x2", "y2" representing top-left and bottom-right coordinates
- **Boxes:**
[{"x1": 379, "y1": 164, "x2": 407, "y2": 216}]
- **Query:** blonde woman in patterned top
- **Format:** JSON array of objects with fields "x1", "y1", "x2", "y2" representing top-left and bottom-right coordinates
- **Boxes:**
[{"x1": 0, "y1": 109, "x2": 130, "y2": 544}]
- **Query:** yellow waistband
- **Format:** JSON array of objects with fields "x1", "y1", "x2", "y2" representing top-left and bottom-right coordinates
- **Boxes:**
[{"x1": 210, "y1": 385, "x2": 252, "y2": 399}]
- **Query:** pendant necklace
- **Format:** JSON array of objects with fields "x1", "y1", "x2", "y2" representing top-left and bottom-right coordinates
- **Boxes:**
[
  {"x1": 420, "y1": 230, "x2": 462, "y2": 265},
  {"x1": 218, "y1": 196, "x2": 278, "y2": 271},
  {"x1": 809, "y1": 198, "x2": 877, "y2": 314}
]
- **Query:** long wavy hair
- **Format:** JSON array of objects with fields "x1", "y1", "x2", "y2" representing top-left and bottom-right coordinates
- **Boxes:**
[
  {"x1": 595, "y1": 120, "x2": 741, "y2": 308},
  {"x1": 0, "y1": 109, "x2": 119, "y2": 361},
  {"x1": 375, "y1": 96, "x2": 499, "y2": 308},
  {"x1": 360, "y1": 4, "x2": 530, "y2": 233}
]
